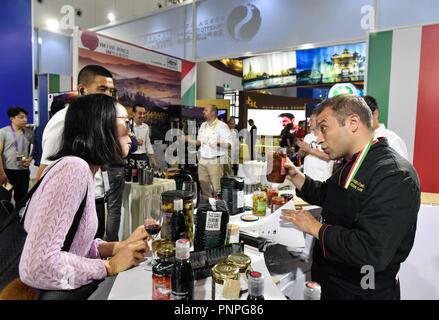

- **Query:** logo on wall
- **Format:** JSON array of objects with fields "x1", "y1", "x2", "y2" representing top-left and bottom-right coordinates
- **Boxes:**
[
  {"x1": 167, "y1": 57, "x2": 178, "y2": 70},
  {"x1": 328, "y1": 83, "x2": 358, "y2": 98},
  {"x1": 227, "y1": 3, "x2": 261, "y2": 41},
  {"x1": 81, "y1": 31, "x2": 99, "y2": 51}
]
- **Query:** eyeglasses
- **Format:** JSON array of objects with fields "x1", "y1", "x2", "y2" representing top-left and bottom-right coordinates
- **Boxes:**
[{"x1": 116, "y1": 116, "x2": 131, "y2": 133}]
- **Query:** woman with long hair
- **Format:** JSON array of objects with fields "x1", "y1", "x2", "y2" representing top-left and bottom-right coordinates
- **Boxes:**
[{"x1": 18, "y1": 94, "x2": 148, "y2": 292}]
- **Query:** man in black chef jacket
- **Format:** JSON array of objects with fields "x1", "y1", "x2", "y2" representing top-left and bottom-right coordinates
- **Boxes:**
[{"x1": 281, "y1": 95, "x2": 420, "y2": 300}]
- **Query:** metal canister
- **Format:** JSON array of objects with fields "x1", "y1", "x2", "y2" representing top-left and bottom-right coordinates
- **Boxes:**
[
  {"x1": 211, "y1": 263, "x2": 239, "y2": 300},
  {"x1": 226, "y1": 253, "x2": 252, "y2": 294}
]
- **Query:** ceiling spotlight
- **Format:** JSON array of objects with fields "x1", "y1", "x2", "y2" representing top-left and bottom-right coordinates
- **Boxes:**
[
  {"x1": 107, "y1": 12, "x2": 116, "y2": 23},
  {"x1": 46, "y1": 19, "x2": 60, "y2": 31}
]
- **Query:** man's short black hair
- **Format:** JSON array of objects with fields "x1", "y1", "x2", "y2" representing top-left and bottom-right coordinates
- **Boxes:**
[
  {"x1": 49, "y1": 100, "x2": 66, "y2": 118},
  {"x1": 7, "y1": 106, "x2": 28, "y2": 118},
  {"x1": 363, "y1": 95, "x2": 380, "y2": 113},
  {"x1": 78, "y1": 65, "x2": 113, "y2": 86},
  {"x1": 133, "y1": 104, "x2": 146, "y2": 113},
  {"x1": 49, "y1": 94, "x2": 122, "y2": 166},
  {"x1": 248, "y1": 119, "x2": 254, "y2": 125},
  {"x1": 279, "y1": 113, "x2": 295, "y2": 120}
]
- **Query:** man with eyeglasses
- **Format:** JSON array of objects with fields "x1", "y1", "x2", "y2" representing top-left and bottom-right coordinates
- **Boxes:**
[{"x1": 0, "y1": 107, "x2": 33, "y2": 203}]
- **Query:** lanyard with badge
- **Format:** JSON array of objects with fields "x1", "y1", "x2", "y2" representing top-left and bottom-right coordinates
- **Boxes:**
[
  {"x1": 205, "y1": 119, "x2": 219, "y2": 144},
  {"x1": 10, "y1": 125, "x2": 26, "y2": 162},
  {"x1": 342, "y1": 137, "x2": 378, "y2": 189}
]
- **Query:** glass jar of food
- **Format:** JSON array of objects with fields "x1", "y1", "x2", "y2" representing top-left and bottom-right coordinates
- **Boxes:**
[
  {"x1": 152, "y1": 242, "x2": 174, "y2": 300},
  {"x1": 226, "y1": 253, "x2": 252, "y2": 294},
  {"x1": 252, "y1": 191, "x2": 267, "y2": 216},
  {"x1": 271, "y1": 196, "x2": 286, "y2": 212},
  {"x1": 161, "y1": 190, "x2": 194, "y2": 244},
  {"x1": 265, "y1": 188, "x2": 279, "y2": 209},
  {"x1": 266, "y1": 148, "x2": 287, "y2": 183},
  {"x1": 211, "y1": 263, "x2": 240, "y2": 300}
]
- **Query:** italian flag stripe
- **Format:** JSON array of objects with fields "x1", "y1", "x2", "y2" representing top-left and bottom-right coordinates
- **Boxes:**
[
  {"x1": 181, "y1": 61, "x2": 196, "y2": 106},
  {"x1": 366, "y1": 22, "x2": 439, "y2": 193},
  {"x1": 344, "y1": 140, "x2": 373, "y2": 189}
]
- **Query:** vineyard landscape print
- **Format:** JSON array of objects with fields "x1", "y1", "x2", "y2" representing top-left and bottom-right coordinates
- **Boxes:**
[{"x1": 79, "y1": 48, "x2": 182, "y2": 109}]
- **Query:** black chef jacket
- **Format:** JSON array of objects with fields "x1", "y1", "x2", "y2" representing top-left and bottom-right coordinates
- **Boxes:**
[{"x1": 296, "y1": 138, "x2": 421, "y2": 299}]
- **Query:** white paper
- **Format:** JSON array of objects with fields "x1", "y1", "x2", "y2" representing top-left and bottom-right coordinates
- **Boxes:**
[{"x1": 230, "y1": 197, "x2": 305, "y2": 249}]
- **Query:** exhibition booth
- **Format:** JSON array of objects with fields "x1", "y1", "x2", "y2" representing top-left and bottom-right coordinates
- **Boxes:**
[{"x1": 1, "y1": 0, "x2": 439, "y2": 301}]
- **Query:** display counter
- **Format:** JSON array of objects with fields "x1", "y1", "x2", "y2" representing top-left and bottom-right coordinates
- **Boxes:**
[{"x1": 107, "y1": 246, "x2": 286, "y2": 300}]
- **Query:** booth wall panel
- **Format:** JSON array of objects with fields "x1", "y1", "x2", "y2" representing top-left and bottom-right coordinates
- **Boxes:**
[
  {"x1": 0, "y1": 0, "x2": 33, "y2": 127},
  {"x1": 413, "y1": 24, "x2": 439, "y2": 193}
]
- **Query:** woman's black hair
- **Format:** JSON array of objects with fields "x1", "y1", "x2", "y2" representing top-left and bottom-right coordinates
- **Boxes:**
[{"x1": 49, "y1": 94, "x2": 123, "y2": 166}]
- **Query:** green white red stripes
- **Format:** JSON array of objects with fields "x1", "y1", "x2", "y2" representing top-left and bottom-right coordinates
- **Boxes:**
[
  {"x1": 366, "y1": 23, "x2": 439, "y2": 193},
  {"x1": 48, "y1": 74, "x2": 73, "y2": 93},
  {"x1": 181, "y1": 61, "x2": 196, "y2": 106},
  {"x1": 344, "y1": 138, "x2": 375, "y2": 189}
]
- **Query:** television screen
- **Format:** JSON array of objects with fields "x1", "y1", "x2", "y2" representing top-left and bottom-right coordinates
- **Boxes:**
[
  {"x1": 247, "y1": 109, "x2": 306, "y2": 137},
  {"x1": 296, "y1": 42, "x2": 366, "y2": 85},
  {"x1": 243, "y1": 52, "x2": 296, "y2": 90},
  {"x1": 218, "y1": 109, "x2": 227, "y2": 122}
]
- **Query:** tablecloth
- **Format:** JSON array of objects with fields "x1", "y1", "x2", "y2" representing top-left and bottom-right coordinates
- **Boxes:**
[{"x1": 121, "y1": 178, "x2": 176, "y2": 240}]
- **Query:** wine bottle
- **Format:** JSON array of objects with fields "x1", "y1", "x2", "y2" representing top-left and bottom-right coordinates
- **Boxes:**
[
  {"x1": 171, "y1": 239, "x2": 194, "y2": 300},
  {"x1": 171, "y1": 198, "x2": 186, "y2": 242},
  {"x1": 124, "y1": 159, "x2": 132, "y2": 182},
  {"x1": 247, "y1": 271, "x2": 265, "y2": 300}
]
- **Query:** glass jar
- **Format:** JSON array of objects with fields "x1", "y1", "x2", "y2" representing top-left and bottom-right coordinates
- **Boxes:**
[
  {"x1": 265, "y1": 189, "x2": 279, "y2": 208},
  {"x1": 226, "y1": 253, "x2": 252, "y2": 294},
  {"x1": 211, "y1": 263, "x2": 240, "y2": 300},
  {"x1": 266, "y1": 148, "x2": 287, "y2": 183},
  {"x1": 252, "y1": 191, "x2": 267, "y2": 217},
  {"x1": 271, "y1": 196, "x2": 286, "y2": 212},
  {"x1": 281, "y1": 193, "x2": 294, "y2": 203},
  {"x1": 161, "y1": 190, "x2": 194, "y2": 244},
  {"x1": 152, "y1": 243, "x2": 174, "y2": 300}
]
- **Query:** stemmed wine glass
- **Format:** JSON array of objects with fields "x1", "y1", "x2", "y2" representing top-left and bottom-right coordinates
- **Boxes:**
[
  {"x1": 182, "y1": 181, "x2": 198, "y2": 208},
  {"x1": 142, "y1": 207, "x2": 163, "y2": 270}
]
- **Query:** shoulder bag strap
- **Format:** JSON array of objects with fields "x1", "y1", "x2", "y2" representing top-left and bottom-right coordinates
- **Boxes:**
[{"x1": 61, "y1": 189, "x2": 88, "y2": 252}]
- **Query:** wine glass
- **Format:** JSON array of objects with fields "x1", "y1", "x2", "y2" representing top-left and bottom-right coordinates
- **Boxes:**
[
  {"x1": 182, "y1": 181, "x2": 198, "y2": 208},
  {"x1": 142, "y1": 207, "x2": 163, "y2": 270}
]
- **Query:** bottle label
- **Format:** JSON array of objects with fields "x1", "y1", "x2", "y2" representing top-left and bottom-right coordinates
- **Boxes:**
[
  {"x1": 206, "y1": 211, "x2": 222, "y2": 231},
  {"x1": 152, "y1": 277, "x2": 171, "y2": 300},
  {"x1": 257, "y1": 201, "x2": 266, "y2": 212},
  {"x1": 236, "y1": 191, "x2": 244, "y2": 209},
  {"x1": 171, "y1": 291, "x2": 190, "y2": 300}
]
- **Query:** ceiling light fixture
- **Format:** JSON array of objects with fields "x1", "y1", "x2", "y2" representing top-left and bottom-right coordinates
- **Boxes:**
[
  {"x1": 46, "y1": 18, "x2": 60, "y2": 31},
  {"x1": 107, "y1": 12, "x2": 116, "y2": 23}
]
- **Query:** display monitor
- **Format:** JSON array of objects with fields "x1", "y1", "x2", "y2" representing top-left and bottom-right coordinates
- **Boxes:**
[
  {"x1": 296, "y1": 42, "x2": 366, "y2": 85},
  {"x1": 247, "y1": 109, "x2": 306, "y2": 137},
  {"x1": 243, "y1": 52, "x2": 296, "y2": 90}
]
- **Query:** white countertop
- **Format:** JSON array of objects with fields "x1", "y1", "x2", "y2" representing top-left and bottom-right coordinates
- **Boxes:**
[{"x1": 108, "y1": 246, "x2": 286, "y2": 300}]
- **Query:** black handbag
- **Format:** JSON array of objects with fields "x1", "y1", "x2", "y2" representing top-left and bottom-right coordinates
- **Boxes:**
[{"x1": 0, "y1": 163, "x2": 96, "y2": 299}]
